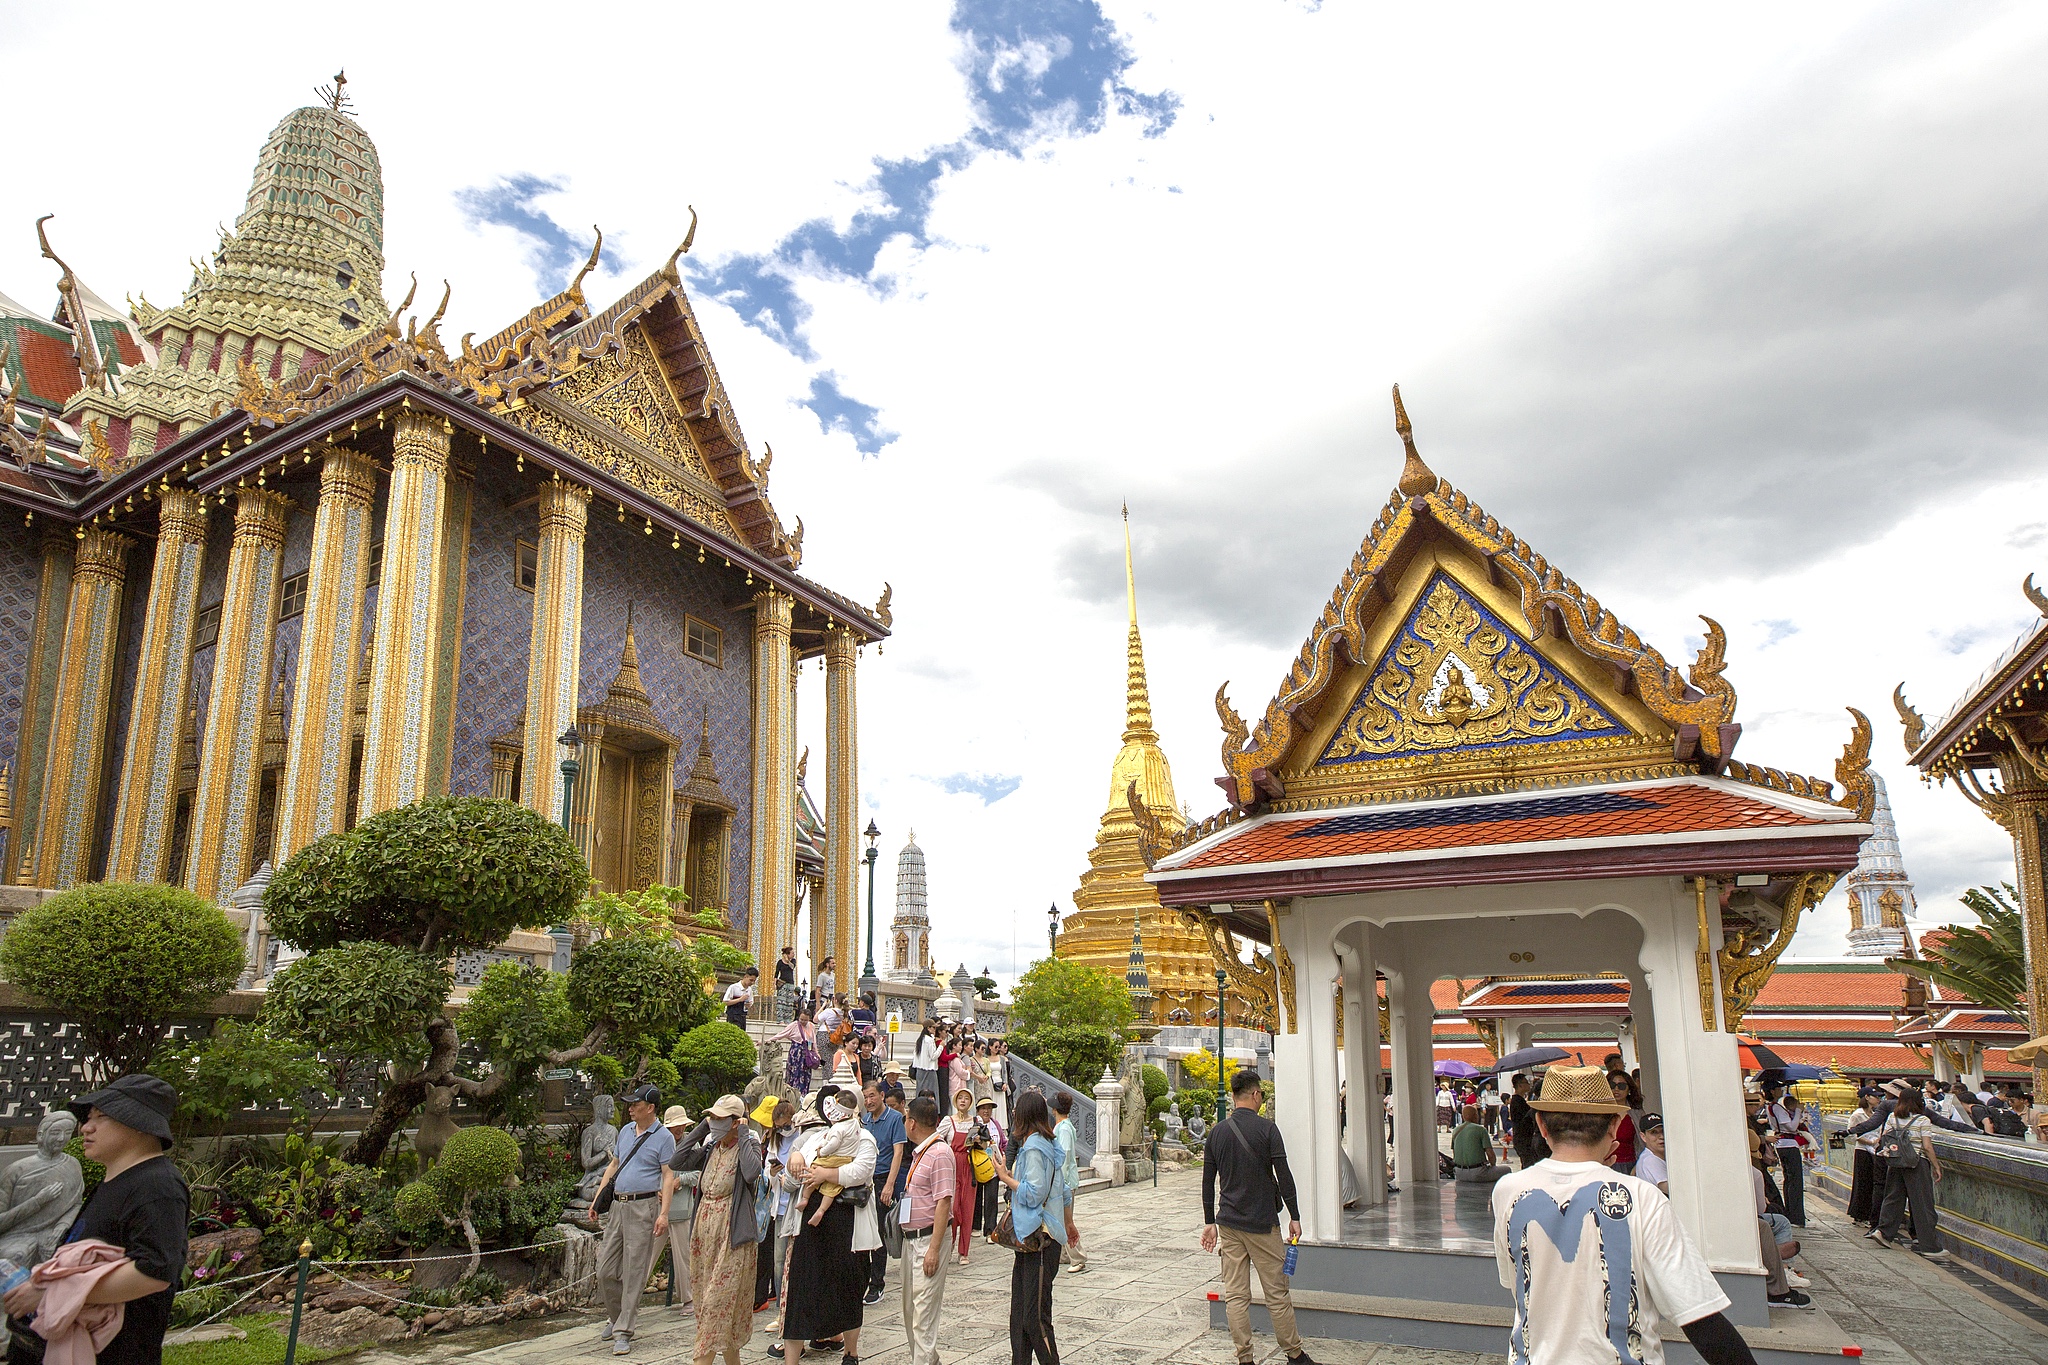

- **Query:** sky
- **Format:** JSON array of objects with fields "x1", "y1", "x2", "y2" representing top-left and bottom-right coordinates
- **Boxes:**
[{"x1": 8, "y1": 1, "x2": 2048, "y2": 987}]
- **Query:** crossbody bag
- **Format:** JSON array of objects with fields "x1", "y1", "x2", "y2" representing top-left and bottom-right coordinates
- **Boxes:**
[
  {"x1": 593, "y1": 1126, "x2": 659, "y2": 1216},
  {"x1": 994, "y1": 1143, "x2": 1056, "y2": 1253}
]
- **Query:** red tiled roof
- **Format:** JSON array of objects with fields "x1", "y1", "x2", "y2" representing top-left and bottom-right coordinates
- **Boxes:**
[
  {"x1": 2, "y1": 319, "x2": 83, "y2": 407},
  {"x1": 1173, "y1": 782, "x2": 1835, "y2": 872},
  {"x1": 1464, "y1": 979, "x2": 1631, "y2": 1014},
  {"x1": 1744, "y1": 1015, "x2": 1908, "y2": 1035},
  {"x1": 1750, "y1": 968, "x2": 1911, "y2": 1009},
  {"x1": 1762, "y1": 1041, "x2": 2029, "y2": 1078}
]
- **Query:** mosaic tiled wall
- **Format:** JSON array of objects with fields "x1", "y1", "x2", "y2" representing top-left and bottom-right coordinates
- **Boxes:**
[
  {"x1": 88, "y1": 542, "x2": 151, "y2": 883},
  {"x1": 578, "y1": 511, "x2": 755, "y2": 937},
  {"x1": 0, "y1": 519, "x2": 42, "y2": 797},
  {"x1": 449, "y1": 457, "x2": 533, "y2": 797}
]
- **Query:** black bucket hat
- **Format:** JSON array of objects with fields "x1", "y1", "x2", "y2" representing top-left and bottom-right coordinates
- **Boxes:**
[{"x1": 70, "y1": 1074, "x2": 178, "y2": 1148}]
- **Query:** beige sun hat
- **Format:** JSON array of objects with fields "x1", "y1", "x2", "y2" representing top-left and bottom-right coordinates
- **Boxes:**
[
  {"x1": 1528, "y1": 1065, "x2": 1630, "y2": 1114},
  {"x1": 662, "y1": 1104, "x2": 692, "y2": 1127},
  {"x1": 706, "y1": 1094, "x2": 748, "y2": 1119}
]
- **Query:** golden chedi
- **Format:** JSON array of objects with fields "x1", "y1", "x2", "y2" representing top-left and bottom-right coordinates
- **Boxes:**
[{"x1": 1057, "y1": 508, "x2": 1214, "y2": 1023}]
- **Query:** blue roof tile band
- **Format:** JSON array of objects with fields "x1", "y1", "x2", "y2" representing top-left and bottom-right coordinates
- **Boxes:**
[{"x1": 1290, "y1": 789, "x2": 1661, "y2": 840}]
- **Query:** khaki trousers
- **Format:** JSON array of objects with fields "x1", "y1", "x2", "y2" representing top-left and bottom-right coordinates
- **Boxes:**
[
  {"x1": 898, "y1": 1231, "x2": 950, "y2": 1365},
  {"x1": 1218, "y1": 1226, "x2": 1303, "y2": 1363},
  {"x1": 667, "y1": 1220, "x2": 695, "y2": 1307},
  {"x1": 599, "y1": 1197, "x2": 663, "y2": 1336}
]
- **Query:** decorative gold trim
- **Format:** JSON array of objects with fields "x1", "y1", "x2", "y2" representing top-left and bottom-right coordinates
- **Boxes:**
[
  {"x1": 1263, "y1": 899, "x2": 1297, "y2": 1034},
  {"x1": 520, "y1": 480, "x2": 591, "y2": 824},
  {"x1": 823, "y1": 626, "x2": 861, "y2": 983},
  {"x1": 1183, "y1": 908, "x2": 1277, "y2": 1030},
  {"x1": 748, "y1": 590, "x2": 796, "y2": 968},
  {"x1": 359, "y1": 411, "x2": 450, "y2": 816},
  {"x1": 31, "y1": 528, "x2": 131, "y2": 889},
  {"x1": 9, "y1": 536, "x2": 73, "y2": 885},
  {"x1": 1695, "y1": 875, "x2": 1720, "y2": 1033},
  {"x1": 1719, "y1": 870, "x2": 1833, "y2": 1032},
  {"x1": 1834, "y1": 708, "x2": 1878, "y2": 823}
]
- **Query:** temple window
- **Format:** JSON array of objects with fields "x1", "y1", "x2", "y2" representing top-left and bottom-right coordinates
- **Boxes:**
[
  {"x1": 514, "y1": 541, "x2": 538, "y2": 592},
  {"x1": 279, "y1": 572, "x2": 308, "y2": 621},
  {"x1": 366, "y1": 541, "x2": 382, "y2": 588},
  {"x1": 684, "y1": 615, "x2": 722, "y2": 667},
  {"x1": 193, "y1": 603, "x2": 221, "y2": 652}
]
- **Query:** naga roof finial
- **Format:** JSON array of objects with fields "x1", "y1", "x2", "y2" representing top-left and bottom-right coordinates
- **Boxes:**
[
  {"x1": 569, "y1": 226, "x2": 603, "y2": 300},
  {"x1": 661, "y1": 207, "x2": 699, "y2": 285},
  {"x1": 1392, "y1": 383, "x2": 1436, "y2": 497}
]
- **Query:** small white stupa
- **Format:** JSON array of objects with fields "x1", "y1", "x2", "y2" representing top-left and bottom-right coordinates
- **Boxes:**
[
  {"x1": 1844, "y1": 773, "x2": 1917, "y2": 958},
  {"x1": 884, "y1": 832, "x2": 931, "y2": 982}
]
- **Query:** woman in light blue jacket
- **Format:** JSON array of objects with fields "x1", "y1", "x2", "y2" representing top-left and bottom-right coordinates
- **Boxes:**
[{"x1": 993, "y1": 1090, "x2": 1077, "y2": 1365}]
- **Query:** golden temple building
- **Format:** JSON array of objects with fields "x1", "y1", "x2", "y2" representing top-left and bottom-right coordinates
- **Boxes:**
[
  {"x1": 1056, "y1": 507, "x2": 1225, "y2": 1024},
  {"x1": 0, "y1": 79, "x2": 883, "y2": 987}
]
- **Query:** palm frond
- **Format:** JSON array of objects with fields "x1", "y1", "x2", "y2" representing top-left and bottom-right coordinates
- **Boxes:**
[{"x1": 1886, "y1": 882, "x2": 2031, "y2": 1029}]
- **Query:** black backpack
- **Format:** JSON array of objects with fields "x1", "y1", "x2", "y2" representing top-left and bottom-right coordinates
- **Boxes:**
[{"x1": 1993, "y1": 1107, "x2": 2027, "y2": 1138}]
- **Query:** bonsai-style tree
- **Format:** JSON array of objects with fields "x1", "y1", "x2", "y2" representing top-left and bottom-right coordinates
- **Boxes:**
[
  {"x1": 672, "y1": 1020, "x2": 761, "y2": 1111},
  {"x1": 392, "y1": 1125, "x2": 521, "y2": 1277},
  {"x1": 262, "y1": 797, "x2": 586, "y2": 1164},
  {"x1": 0, "y1": 882, "x2": 244, "y2": 1080}
]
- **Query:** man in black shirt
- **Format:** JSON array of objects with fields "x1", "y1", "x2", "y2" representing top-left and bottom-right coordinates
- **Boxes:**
[
  {"x1": 5, "y1": 1075, "x2": 189, "y2": 1365},
  {"x1": 1201, "y1": 1070, "x2": 1314, "y2": 1365}
]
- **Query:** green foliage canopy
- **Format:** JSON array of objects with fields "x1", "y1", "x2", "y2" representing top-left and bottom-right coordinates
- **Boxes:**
[
  {"x1": 434, "y1": 1125, "x2": 521, "y2": 1195},
  {"x1": 0, "y1": 882, "x2": 243, "y2": 1078},
  {"x1": 1010, "y1": 957, "x2": 1133, "y2": 1034},
  {"x1": 154, "y1": 1020, "x2": 332, "y2": 1142},
  {"x1": 264, "y1": 797, "x2": 585, "y2": 954},
  {"x1": 263, "y1": 942, "x2": 450, "y2": 1090},
  {"x1": 1006, "y1": 1022, "x2": 1122, "y2": 1091}
]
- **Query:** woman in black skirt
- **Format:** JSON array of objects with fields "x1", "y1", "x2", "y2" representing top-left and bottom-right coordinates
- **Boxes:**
[{"x1": 776, "y1": 1089, "x2": 877, "y2": 1365}]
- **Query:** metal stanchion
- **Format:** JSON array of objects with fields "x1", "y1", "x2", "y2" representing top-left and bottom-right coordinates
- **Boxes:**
[{"x1": 282, "y1": 1238, "x2": 313, "y2": 1365}]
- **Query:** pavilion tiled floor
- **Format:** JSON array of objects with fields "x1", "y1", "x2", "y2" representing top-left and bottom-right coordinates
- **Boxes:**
[{"x1": 348, "y1": 1168, "x2": 2048, "y2": 1365}]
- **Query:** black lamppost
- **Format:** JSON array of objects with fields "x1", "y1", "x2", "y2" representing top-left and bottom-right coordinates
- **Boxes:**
[
  {"x1": 1048, "y1": 903, "x2": 1059, "y2": 956},
  {"x1": 557, "y1": 725, "x2": 582, "y2": 835},
  {"x1": 860, "y1": 819, "x2": 881, "y2": 997},
  {"x1": 1216, "y1": 966, "x2": 1230, "y2": 1123}
]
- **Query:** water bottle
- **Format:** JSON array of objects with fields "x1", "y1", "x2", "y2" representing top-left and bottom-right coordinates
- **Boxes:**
[
  {"x1": 0, "y1": 1258, "x2": 29, "y2": 1295},
  {"x1": 1282, "y1": 1238, "x2": 1299, "y2": 1277}
]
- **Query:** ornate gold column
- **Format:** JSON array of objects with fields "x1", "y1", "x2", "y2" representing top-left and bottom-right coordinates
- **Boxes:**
[
  {"x1": 358, "y1": 410, "x2": 450, "y2": 816},
  {"x1": 9, "y1": 533, "x2": 73, "y2": 884},
  {"x1": 748, "y1": 589, "x2": 795, "y2": 969},
  {"x1": 520, "y1": 480, "x2": 591, "y2": 822},
  {"x1": 1996, "y1": 756, "x2": 2048, "y2": 1077},
  {"x1": 106, "y1": 488, "x2": 210, "y2": 881},
  {"x1": 31, "y1": 527, "x2": 133, "y2": 889},
  {"x1": 273, "y1": 448, "x2": 378, "y2": 861},
  {"x1": 426, "y1": 467, "x2": 474, "y2": 796},
  {"x1": 186, "y1": 489, "x2": 293, "y2": 903},
  {"x1": 823, "y1": 626, "x2": 861, "y2": 981}
]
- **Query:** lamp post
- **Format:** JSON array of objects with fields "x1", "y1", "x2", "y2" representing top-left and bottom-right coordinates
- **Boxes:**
[
  {"x1": 1216, "y1": 966, "x2": 1229, "y2": 1123},
  {"x1": 860, "y1": 819, "x2": 881, "y2": 997},
  {"x1": 1048, "y1": 903, "x2": 1060, "y2": 957},
  {"x1": 556, "y1": 725, "x2": 582, "y2": 835}
]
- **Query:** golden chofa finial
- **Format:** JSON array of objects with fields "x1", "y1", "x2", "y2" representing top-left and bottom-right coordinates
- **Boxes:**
[
  {"x1": 661, "y1": 207, "x2": 699, "y2": 285},
  {"x1": 569, "y1": 227, "x2": 603, "y2": 300},
  {"x1": 1392, "y1": 383, "x2": 1436, "y2": 497}
]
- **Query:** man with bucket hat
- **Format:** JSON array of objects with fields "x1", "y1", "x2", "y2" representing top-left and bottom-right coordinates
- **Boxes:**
[
  {"x1": 1490, "y1": 1065, "x2": 1757, "y2": 1365},
  {"x1": 3, "y1": 1076, "x2": 189, "y2": 1365}
]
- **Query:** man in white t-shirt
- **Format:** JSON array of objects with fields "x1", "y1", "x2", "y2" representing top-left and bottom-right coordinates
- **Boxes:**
[
  {"x1": 723, "y1": 967, "x2": 759, "y2": 1027},
  {"x1": 1491, "y1": 1066, "x2": 1757, "y2": 1365},
  {"x1": 1633, "y1": 1114, "x2": 1669, "y2": 1193}
]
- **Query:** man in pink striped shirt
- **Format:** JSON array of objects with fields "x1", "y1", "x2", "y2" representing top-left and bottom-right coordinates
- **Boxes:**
[{"x1": 899, "y1": 1094, "x2": 956, "y2": 1365}]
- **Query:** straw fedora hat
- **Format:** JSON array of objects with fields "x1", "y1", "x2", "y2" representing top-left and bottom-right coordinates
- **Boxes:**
[{"x1": 1528, "y1": 1065, "x2": 1630, "y2": 1114}]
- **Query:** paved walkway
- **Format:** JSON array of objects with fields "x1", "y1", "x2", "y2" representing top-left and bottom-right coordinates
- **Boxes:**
[{"x1": 348, "y1": 1168, "x2": 2048, "y2": 1365}]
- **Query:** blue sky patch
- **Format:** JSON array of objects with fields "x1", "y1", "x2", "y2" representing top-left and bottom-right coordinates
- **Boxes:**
[
  {"x1": 455, "y1": 175, "x2": 590, "y2": 285},
  {"x1": 938, "y1": 772, "x2": 1024, "y2": 804}
]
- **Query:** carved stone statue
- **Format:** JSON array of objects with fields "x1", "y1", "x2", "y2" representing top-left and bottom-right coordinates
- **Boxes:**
[
  {"x1": 0, "y1": 1112, "x2": 85, "y2": 1266},
  {"x1": 571, "y1": 1094, "x2": 618, "y2": 1203},
  {"x1": 412, "y1": 1085, "x2": 459, "y2": 1167}
]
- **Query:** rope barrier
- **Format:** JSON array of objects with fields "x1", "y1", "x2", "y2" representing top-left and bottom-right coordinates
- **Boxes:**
[{"x1": 164, "y1": 1267, "x2": 292, "y2": 1342}]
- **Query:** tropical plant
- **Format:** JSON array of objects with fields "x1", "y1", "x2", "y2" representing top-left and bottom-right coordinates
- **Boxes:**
[
  {"x1": 0, "y1": 882, "x2": 244, "y2": 1080},
  {"x1": 1889, "y1": 884, "x2": 2032, "y2": 1029},
  {"x1": 154, "y1": 1019, "x2": 334, "y2": 1143},
  {"x1": 972, "y1": 971, "x2": 1000, "y2": 1000},
  {"x1": 1179, "y1": 1047, "x2": 1222, "y2": 1091},
  {"x1": 1009, "y1": 957, "x2": 1133, "y2": 1034}
]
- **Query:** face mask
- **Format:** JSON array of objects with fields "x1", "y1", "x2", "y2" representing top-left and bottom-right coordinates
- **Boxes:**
[{"x1": 707, "y1": 1116, "x2": 736, "y2": 1140}]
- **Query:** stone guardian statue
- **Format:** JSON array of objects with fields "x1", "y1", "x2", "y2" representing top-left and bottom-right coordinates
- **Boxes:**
[{"x1": 0, "y1": 1112, "x2": 85, "y2": 1266}]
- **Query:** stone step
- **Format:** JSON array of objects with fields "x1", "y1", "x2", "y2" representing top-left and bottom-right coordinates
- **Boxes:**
[
  {"x1": 1208, "y1": 1286, "x2": 1859, "y2": 1365},
  {"x1": 1075, "y1": 1176, "x2": 1111, "y2": 1196}
]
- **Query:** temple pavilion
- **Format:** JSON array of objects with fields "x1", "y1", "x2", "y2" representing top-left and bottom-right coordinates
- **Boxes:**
[
  {"x1": 1136, "y1": 390, "x2": 1874, "y2": 1332},
  {"x1": 0, "y1": 80, "x2": 883, "y2": 984}
]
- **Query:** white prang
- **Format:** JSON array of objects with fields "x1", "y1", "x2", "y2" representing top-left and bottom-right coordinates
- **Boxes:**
[
  {"x1": 1844, "y1": 772, "x2": 1918, "y2": 958},
  {"x1": 884, "y1": 831, "x2": 931, "y2": 982}
]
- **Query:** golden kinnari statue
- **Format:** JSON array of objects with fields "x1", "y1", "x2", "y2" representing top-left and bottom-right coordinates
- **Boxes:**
[{"x1": 1057, "y1": 507, "x2": 1228, "y2": 1024}]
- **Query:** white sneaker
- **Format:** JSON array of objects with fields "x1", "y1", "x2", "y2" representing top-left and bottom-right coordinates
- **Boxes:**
[
  {"x1": 1784, "y1": 1270, "x2": 1811, "y2": 1288},
  {"x1": 613, "y1": 1334, "x2": 632, "y2": 1356},
  {"x1": 601, "y1": 1322, "x2": 616, "y2": 1342}
]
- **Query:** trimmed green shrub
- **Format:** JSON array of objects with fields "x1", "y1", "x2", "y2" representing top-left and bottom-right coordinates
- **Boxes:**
[
  {"x1": 263, "y1": 943, "x2": 449, "y2": 1094},
  {"x1": 1009, "y1": 957, "x2": 1133, "y2": 1034},
  {"x1": 0, "y1": 882, "x2": 243, "y2": 1079},
  {"x1": 1141, "y1": 1064, "x2": 1170, "y2": 1105},
  {"x1": 1006, "y1": 1024, "x2": 1122, "y2": 1092},
  {"x1": 398, "y1": 1126, "x2": 522, "y2": 1276}
]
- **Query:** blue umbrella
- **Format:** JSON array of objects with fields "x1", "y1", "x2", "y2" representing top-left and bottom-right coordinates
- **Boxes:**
[
  {"x1": 1486, "y1": 1046, "x2": 1573, "y2": 1074},
  {"x1": 1762, "y1": 1063, "x2": 1834, "y2": 1082}
]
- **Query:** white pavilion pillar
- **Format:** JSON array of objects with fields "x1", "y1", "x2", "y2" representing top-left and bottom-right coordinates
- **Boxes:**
[
  {"x1": 1338, "y1": 922, "x2": 1385, "y2": 1209},
  {"x1": 1628, "y1": 975, "x2": 1664, "y2": 1111},
  {"x1": 1384, "y1": 942, "x2": 1437, "y2": 1190},
  {"x1": 1273, "y1": 902, "x2": 1344, "y2": 1241},
  {"x1": 1637, "y1": 881, "x2": 1760, "y2": 1283}
]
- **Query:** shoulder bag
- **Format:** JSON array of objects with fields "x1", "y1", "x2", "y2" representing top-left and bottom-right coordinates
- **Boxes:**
[
  {"x1": 994, "y1": 1143, "x2": 1055, "y2": 1253},
  {"x1": 593, "y1": 1126, "x2": 660, "y2": 1217},
  {"x1": 1875, "y1": 1116, "x2": 1922, "y2": 1170}
]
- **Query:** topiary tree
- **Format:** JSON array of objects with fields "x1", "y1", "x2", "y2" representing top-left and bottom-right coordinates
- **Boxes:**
[
  {"x1": 672, "y1": 1020, "x2": 759, "y2": 1111},
  {"x1": 0, "y1": 882, "x2": 244, "y2": 1080},
  {"x1": 262, "y1": 798, "x2": 586, "y2": 1164},
  {"x1": 264, "y1": 941, "x2": 452, "y2": 1099},
  {"x1": 419, "y1": 1126, "x2": 522, "y2": 1277}
]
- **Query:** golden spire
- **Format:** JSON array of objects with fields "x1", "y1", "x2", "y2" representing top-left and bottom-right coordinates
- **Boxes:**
[
  {"x1": 614, "y1": 602, "x2": 648, "y2": 701},
  {"x1": 1122, "y1": 502, "x2": 1156, "y2": 742},
  {"x1": 1393, "y1": 383, "x2": 1436, "y2": 497}
]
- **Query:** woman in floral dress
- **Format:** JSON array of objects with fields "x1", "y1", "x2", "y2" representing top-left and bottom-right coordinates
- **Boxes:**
[
  {"x1": 665, "y1": 1095, "x2": 763, "y2": 1365},
  {"x1": 774, "y1": 1009, "x2": 821, "y2": 1096}
]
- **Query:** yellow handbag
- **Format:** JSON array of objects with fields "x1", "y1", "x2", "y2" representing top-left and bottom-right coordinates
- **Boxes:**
[{"x1": 971, "y1": 1145, "x2": 996, "y2": 1184}]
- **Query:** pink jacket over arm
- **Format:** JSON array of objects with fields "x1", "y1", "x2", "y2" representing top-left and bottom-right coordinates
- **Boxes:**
[{"x1": 31, "y1": 1238, "x2": 132, "y2": 1365}]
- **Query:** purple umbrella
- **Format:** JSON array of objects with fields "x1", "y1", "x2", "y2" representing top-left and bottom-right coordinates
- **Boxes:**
[{"x1": 1434, "y1": 1060, "x2": 1482, "y2": 1078}]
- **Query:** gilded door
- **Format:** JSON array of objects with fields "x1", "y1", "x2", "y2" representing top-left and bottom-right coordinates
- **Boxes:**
[{"x1": 592, "y1": 744, "x2": 636, "y2": 893}]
